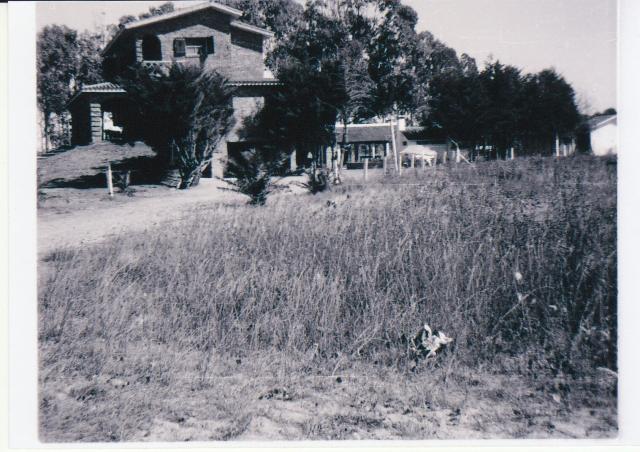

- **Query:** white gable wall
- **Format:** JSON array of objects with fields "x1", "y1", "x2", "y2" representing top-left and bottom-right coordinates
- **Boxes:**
[{"x1": 591, "y1": 122, "x2": 617, "y2": 156}]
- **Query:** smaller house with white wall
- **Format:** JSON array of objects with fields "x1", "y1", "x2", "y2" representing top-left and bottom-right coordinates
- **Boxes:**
[{"x1": 588, "y1": 114, "x2": 617, "y2": 156}]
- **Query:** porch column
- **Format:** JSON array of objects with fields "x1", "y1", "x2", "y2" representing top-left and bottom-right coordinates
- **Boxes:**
[
  {"x1": 135, "y1": 38, "x2": 144, "y2": 62},
  {"x1": 213, "y1": 141, "x2": 228, "y2": 179},
  {"x1": 290, "y1": 150, "x2": 297, "y2": 172},
  {"x1": 90, "y1": 102, "x2": 103, "y2": 143}
]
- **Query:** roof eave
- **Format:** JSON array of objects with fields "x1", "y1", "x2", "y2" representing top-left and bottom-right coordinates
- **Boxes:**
[
  {"x1": 591, "y1": 115, "x2": 617, "y2": 130},
  {"x1": 230, "y1": 20, "x2": 274, "y2": 37},
  {"x1": 101, "y1": 27, "x2": 126, "y2": 57},
  {"x1": 123, "y1": 2, "x2": 242, "y2": 31}
]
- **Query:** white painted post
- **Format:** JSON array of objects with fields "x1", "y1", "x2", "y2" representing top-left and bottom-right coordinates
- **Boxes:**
[
  {"x1": 411, "y1": 154, "x2": 415, "y2": 169},
  {"x1": 555, "y1": 133, "x2": 560, "y2": 157},
  {"x1": 510, "y1": 147, "x2": 515, "y2": 160},
  {"x1": 290, "y1": 151, "x2": 297, "y2": 172},
  {"x1": 383, "y1": 153, "x2": 387, "y2": 175},
  {"x1": 364, "y1": 158, "x2": 369, "y2": 181},
  {"x1": 390, "y1": 121, "x2": 399, "y2": 173},
  {"x1": 106, "y1": 163, "x2": 114, "y2": 198}
]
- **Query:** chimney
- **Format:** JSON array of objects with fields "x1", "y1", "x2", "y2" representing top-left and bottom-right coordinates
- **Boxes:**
[{"x1": 397, "y1": 117, "x2": 407, "y2": 132}]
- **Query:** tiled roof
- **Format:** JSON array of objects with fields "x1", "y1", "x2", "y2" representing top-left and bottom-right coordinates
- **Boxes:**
[
  {"x1": 67, "y1": 83, "x2": 127, "y2": 106},
  {"x1": 230, "y1": 80, "x2": 282, "y2": 87},
  {"x1": 335, "y1": 124, "x2": 394, "y2": 143},
  {"x1": 588, "y1": 114, "x2": 616, "y2": 130},
  {"x1": 80, "y1": 82, "x2": 127, "y2": 93}
]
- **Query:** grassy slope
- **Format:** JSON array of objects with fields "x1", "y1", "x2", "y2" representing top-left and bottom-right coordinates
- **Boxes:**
[
  {"x1": 38, "y1": 156, "x2": 617, "y2": 441},
  {"x1": 37, "y1": 142, "x2": 167, "y2": 215},
  {"x1": 38, "y1": 142, "x2": 156, "y2": 186}
]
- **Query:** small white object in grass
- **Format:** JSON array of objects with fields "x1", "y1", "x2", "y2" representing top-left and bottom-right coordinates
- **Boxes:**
[
  {"x1": 514, "y1": 271, "x2": 523, "y2": 282},
  {"x1": 110, "y1": 378, "x2": 128, "y2": 389},
  {"x1": 411, "y1": 324, "x2": 454, "y2": 359}
]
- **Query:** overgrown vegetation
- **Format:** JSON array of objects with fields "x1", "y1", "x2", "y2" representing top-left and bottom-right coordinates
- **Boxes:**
[
  {"x1": 301, "y1": 166, "x2": 331, "y2": 194},
  {"x1": 119, "y1": 64, "x2": 235, "y2": 189},
  {"x1": 39, "y1": 157, "x2": 616, "y2": 440}
]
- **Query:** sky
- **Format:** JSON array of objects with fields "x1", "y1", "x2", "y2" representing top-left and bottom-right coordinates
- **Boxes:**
[{"x1": 36, "y1": 0, "x2": 617, "y2": 114}]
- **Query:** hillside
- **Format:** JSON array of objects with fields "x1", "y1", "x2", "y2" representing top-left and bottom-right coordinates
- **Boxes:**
[{"x1": 37, "y1": 142, "x2": 156, "y2": 189}]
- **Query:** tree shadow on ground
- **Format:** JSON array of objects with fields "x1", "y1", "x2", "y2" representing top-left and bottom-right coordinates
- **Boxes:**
[{"x1": 40, "y1": 156, "x2": 162, "y2": 189}]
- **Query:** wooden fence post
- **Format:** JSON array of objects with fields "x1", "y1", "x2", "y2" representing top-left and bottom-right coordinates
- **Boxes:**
[
  {"x1": 106, "y1": 162, "x2": 114, "y2": 198},
  {"x1": 364, "y1": 158, "x2": 369, "y2": 181},
  {"x1": 383, "y1": 154, "x2": 387, "y2": 175}
]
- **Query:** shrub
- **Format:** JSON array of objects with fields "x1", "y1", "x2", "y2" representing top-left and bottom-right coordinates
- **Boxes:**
[
  {"x1": 302, "y1": 166, "x2": 330, "y2": 194},
  {"x1": 223, "y1": 147, "x2": 288, "y2": 205}
]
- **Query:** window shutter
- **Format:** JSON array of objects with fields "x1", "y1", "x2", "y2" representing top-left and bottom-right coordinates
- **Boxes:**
[
  {"x1": 205, "y1": 36, "x2": 214, "y2": 54},
  {"x1": 173, "y1": 38, "x2": 185, "y2": 57}
]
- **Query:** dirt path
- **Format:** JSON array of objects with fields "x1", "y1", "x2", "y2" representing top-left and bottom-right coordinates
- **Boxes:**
[{"x1": 37, "y1": 179, "x2": 303, "y2": 257}]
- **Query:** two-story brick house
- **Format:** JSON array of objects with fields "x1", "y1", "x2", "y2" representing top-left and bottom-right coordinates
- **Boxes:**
[{"x1": 68, "y1": 1, "x2": 280, "y2": 178}]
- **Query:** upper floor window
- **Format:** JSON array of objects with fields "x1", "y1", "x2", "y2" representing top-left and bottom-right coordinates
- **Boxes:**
[
  {"x1": 173, "y1": 37, "x2": 214, "y2": 59},
  {"x1": 142, "y1": 35, "x2": 162, "y2": 61}
]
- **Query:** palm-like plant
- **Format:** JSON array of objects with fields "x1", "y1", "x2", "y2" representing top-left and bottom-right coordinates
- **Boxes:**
[
  {"x1": 119, "y1": 64, "x2": 235, "y2": 189},
  {"x1": 223, "y1": 147, "x2": 288, "y2": 206}
]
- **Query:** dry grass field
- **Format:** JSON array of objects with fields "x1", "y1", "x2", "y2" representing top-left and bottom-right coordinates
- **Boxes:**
[{"x1": 38, "y1": 155, "x2": 617, "y2": 441}]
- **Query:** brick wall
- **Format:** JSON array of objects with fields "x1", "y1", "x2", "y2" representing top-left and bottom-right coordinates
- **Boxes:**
[{"x1": 129, "y1": 9, "x2": 265, "y2": 80}]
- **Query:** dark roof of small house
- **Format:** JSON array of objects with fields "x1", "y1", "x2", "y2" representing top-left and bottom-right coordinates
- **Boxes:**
[
  {"x1": 102, "y1": 1, "x2": 272, "y2": 56},
  {"x1": 336, "y1": 124, "x2": 393, "y2": 143},
  {"x1": 401, "y1": 126, "x2": 447, "y2": 142},
  {"x1": 588, "y1": 114, "x2": 616, "y2": 130},
  {"x1": 67, "y1": 83, "x2": 127, "y2": 107}
]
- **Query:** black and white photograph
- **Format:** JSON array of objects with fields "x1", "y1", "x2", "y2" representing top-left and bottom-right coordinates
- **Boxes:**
[{"x1": 6, "y1": 0, "x2": 640, "y2": 446}]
